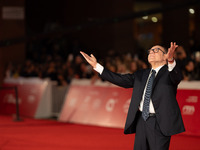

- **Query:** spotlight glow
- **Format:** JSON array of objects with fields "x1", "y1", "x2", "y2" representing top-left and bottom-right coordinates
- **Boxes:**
[
  {"x1": 151, "y1": 17, "x2": 158, "y2": 23},
  {"x1": 142, "y1": 16, "x2": 148, "y2": 20},
  {"x1": 189, "y1": 8, "x2": 195, "y2": 14}
]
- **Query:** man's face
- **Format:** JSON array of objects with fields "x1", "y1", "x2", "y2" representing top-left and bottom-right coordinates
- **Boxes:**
[{"x1": 148, "y1": 45, "x2": 166, "y2": 64}]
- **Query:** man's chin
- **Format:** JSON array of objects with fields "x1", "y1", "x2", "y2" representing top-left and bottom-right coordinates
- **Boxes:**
[{"x1": 148, "y1": 59, "x2": 154, "y2": 63}]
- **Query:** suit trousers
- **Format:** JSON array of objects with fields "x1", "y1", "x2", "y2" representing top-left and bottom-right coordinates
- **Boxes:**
[{"x1": 133, "y1": 111, "x2": 171, "y2": 150}]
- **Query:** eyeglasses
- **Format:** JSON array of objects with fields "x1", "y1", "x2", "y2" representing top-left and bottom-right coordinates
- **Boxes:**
[{"x1": 147, "y1": 48, "x2": 166, "y2": 54}]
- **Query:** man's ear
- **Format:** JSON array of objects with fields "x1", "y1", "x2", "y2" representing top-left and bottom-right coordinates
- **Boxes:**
[
  {"x1": 163, "y1": 54, "x2": 168, "y2": 63},
  {"x1": 163, "y1": 54, "x2": 167, "y2": 60}
]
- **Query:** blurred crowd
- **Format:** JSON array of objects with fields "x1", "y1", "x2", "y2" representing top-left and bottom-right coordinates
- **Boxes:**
[{"x1": 4, "y1": 38, "x2": 200, "y2": 86}]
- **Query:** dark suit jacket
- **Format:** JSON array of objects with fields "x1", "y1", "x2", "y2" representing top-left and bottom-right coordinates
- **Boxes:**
[{"x1": 100, "y1": 64, "x2": 185, "y2": 136}]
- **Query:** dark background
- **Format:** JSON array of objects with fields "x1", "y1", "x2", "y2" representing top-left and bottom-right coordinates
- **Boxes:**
[{"x1": 0, "y1": 0, "x2": 200, "y2": 84}]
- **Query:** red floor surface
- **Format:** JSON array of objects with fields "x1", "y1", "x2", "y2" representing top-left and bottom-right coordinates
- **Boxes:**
[{"x1": 0, "y1": 115, "x2": 200, "y2": 150}]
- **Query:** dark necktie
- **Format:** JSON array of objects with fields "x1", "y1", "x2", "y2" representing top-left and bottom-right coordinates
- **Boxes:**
[{"x1": 142, "y1": 69, "x2": 156, "y2": 121}]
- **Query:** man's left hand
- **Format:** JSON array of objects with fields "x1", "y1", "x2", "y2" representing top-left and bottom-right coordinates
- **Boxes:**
[{"x1": 167, "y1": 42, "x2": 178, "y2": 63}]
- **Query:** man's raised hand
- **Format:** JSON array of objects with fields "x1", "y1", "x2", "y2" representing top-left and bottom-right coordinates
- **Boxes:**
[
  {"x1": 80, "y1": 51, "x2": 97, "y2": 68},
  {"x1": 167, "y1": 42, "x2": 178, "y2": 61}
]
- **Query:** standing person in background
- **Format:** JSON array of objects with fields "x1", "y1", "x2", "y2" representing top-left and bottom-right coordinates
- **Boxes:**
[{"x1": 80, "y1": 42, "x2": 185, "y2": 150}]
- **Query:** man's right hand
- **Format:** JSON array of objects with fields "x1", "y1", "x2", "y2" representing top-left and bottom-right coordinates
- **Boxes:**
[{"x1": 80, "y1": 51, "x2": 97, "y2": 68}]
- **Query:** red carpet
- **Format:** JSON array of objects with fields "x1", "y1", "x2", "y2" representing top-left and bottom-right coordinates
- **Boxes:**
[{"x1": 0, "y1": 115, "x2": 200, "y2": 150}]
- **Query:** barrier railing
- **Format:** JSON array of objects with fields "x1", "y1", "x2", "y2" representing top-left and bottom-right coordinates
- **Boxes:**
[
  {"x1": 0, "y1": 78, "x2": 53, "y2": 118},
  {"x1": 0, "y1": 86, "x2": 21, "y2": 121},
  {"x1": 1, "y1": 78, "x2": 200, "y2": 136},
  {"x1": 59, "y1": 79, "x2": 200, "y2": 136},
  {"x1": 0, "y1": 77, "x2": 67, "y2": 119}
]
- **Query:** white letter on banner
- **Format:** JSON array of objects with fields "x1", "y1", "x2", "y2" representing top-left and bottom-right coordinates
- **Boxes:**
[
  {"x1": 4, "y1": 94, "x2": 16, "y2": 104},
  {"x1": 68, "y1": 98, "x2": 77, "y2": 107},
  {"x1": 105, "y1": 99, "x2": 117, "y2": 112},
  {"x1": 182, "y1": 105, "x2": 195, "y2": 115},
  {"x1": 92, "y1": 99, "x2": 101, "y2": 110},
  {"x1": 186, "y1": 96, "x2": 198, "y2": 103},
  {"x1": 3, "y1": 94, "x2": 22, "y2": 104},
  {"x1": 28, "y1": 95, "x2": 35, "y2": 103},
  {"x1": 81, "y1": 96, "x2": 91, "y2": 110}
]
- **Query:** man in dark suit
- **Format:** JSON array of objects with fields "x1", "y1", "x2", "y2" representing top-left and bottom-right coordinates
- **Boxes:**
[{"x1": 80, "y1": 42, "x2": 185, "y2": 150}]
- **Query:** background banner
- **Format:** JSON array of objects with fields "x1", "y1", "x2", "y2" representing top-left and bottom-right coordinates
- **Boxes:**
[
  {"x1": 59, "y1": 80, "x2": 200, "y2": 136},
  {"x1": 0, "y1": 78, "x2": 52, "y2": 118}
]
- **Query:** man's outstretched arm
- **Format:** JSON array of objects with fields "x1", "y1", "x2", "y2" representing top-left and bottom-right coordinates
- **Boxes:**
[
  {"x1": 80, "y1": 51, "x2": 97, "y2": 68},
  {"x1": 166, "y1": 42, "x2": 183, "y2": 85},
  {"x1": 80, "y1": 51, "x2": 134, "y2": 88}
]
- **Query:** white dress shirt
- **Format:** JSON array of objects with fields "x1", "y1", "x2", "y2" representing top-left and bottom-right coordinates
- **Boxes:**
[{"x1": 94, "y1": 61, "x2": 176, "y2": 113}]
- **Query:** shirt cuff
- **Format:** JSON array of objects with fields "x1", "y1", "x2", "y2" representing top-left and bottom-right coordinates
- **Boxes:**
[
  {"x1": 93, "y1": 63, "x2": 104, "y2": 74},
  {"x1": 168, "y1": 60, "x2": 176, "y2": 72}
]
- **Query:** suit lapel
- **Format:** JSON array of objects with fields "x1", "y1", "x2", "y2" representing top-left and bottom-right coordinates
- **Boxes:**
[
  {"x1": 139, "y1": 69, "x2": 151, "y2": 96},
  {"x1": 152, "y1": 65, "x2": 167, "y2": 90},
  {"x1": 138, "y1": 66, "x2": 167, "y2": 100}
]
